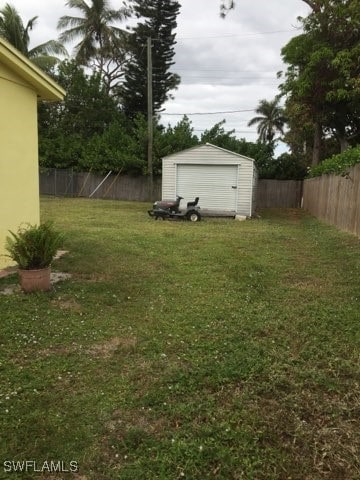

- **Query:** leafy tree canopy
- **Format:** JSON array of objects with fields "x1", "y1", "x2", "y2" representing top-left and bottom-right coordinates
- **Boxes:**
[{"x1": 280, "y1": 0, "x2": 360, "y2": 164}]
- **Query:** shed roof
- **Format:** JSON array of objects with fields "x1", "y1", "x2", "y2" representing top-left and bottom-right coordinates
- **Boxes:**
[
  {"x1": 0, "y1": 37, "x2": 65, "y2": 101},
  {"x1": 163, "y1": 143, "x2": 255, "y2": 163}
]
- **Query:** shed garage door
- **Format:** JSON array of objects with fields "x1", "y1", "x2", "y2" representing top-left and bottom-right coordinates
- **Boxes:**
[{"x1": 176, "y1": 164, "x2": 238, "y2": 211}]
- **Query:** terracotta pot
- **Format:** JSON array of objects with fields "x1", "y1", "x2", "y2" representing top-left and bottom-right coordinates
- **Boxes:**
[{"x1": 19, "y1": 267, "x2": 51, "y2": 293}]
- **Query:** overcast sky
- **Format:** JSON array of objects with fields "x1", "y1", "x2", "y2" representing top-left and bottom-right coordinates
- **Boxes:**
[{"x1": 9, "y1": 0, "x2": 310, "y2": 150}]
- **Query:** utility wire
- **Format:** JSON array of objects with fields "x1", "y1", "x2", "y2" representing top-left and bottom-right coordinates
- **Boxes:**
[
  {"x1": 161, "y1": 109, "x2": 255, "y2": 116},
  {"x1": 174, "y1": 76, "x2": 279, "y2": 80},
  {"x1": 151, "y1": 28, "x2": 298, "y2": 41},
  {"x1": 163, "y1": 68, "x2": 280, "y2": 73},
  {"x1": 193, "y1": 129, "x2": 257, "y2": 133}
]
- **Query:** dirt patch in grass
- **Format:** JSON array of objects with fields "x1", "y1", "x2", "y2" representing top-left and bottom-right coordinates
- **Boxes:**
[
  {"x1": 51, "y1": 298, "x2": 83, "y2": 312},
  {"x1": 86, "y1": 337, "x2": 137, "y2": 358},
  {"x1": 261, "y1": 208, "x2": 305, "y2": 224},
  {"x1": 106, "y1": 408, "x2": 168, "y2": 437},
  {"x1": 73, "y1": 272, "x2": 113, "y2": 283},
  {"x1": 283, "y1": 274, "x2": 332, "y2": 293},
  {"x1": 281, "y1": 208, "x2": 306, "y2": 224},
  {"x1": 20, "y1": 337, "x2": 138, "y2": 363}
]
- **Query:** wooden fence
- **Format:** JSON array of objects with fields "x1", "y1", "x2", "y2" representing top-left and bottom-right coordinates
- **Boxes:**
[
  {"x1": 303, "y1": 163, "x2": 360, "y2": 237},
  {"x1": 40, "y1": 169, "x2": 161, "y2": 202},
  {"x1": 256, "y1": 179, "x2": 303, "y2": 208},
  {"x1": 40, "y1": 169, "x2": 303, "y2": 209}
]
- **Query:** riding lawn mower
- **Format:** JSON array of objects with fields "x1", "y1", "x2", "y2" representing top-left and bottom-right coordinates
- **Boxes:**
[{"x1": 148, "y1": 196, "x2": 201, "y2": 222}]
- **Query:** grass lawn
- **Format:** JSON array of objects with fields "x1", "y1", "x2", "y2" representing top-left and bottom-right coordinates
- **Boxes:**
[{"x1": 0, "y1": 197, "x2": 359, "y2": 480}]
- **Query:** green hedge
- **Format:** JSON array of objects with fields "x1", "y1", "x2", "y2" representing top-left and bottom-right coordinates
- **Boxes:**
[{"x1": 308, "y1": 145, "x2": 360, "y2": 177}]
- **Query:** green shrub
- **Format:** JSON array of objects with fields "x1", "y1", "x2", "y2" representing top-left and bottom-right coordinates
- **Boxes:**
[
  {"x1": 308, "y1": 145, "x2": 360, "y2": 177},
  {"x1": 5, "y1": 221, "x2": 64, "y2": 270}
]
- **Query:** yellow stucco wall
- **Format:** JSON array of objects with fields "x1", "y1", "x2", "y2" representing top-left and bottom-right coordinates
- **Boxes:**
[{"x1": 0, "y1": 62, "x2": 40, "y2": 268}]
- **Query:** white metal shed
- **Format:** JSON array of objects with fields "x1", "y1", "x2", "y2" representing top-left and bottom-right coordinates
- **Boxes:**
[{"x1": 162, "y1": 143, "x2": 258, "y2": 216}]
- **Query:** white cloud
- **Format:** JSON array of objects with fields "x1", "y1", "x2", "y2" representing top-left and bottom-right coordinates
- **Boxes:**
[
  {"x1": 7, "y1": 0, "x2": 310, "y2": 146},
  {"x1": 162, "y1": 0, "x2": 310, "y2": 147}
]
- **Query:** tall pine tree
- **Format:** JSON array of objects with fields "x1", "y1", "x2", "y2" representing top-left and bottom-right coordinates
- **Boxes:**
[{"x1": 121, "y1": 0, "x2": 180, "y2": 117}]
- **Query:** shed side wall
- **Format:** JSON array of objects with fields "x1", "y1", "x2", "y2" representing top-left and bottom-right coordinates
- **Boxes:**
[
  {"x1": 236, "y1": 161, "x2": 254, "y2": 216},
  {"x1": 251, "y1": 165, "x2": 258, "y2": 214},
  {"x1": 162, "y1": 158, "x2": 176, "y2": 200}
]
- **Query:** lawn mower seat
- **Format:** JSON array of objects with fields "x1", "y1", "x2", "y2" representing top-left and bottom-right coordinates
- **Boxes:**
[{"x1": 187, "y1": 197, "x2": 199, "y2": 208}]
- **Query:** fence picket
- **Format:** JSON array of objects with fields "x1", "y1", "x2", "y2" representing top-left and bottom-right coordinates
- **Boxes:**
[{"x1": 256, "y1": 179, "x2": 302, "y2": 208}]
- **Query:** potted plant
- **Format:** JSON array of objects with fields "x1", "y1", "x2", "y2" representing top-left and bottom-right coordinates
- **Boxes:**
[{"x1": 5, "y1": 221, "x2": 64, "y2": 293}]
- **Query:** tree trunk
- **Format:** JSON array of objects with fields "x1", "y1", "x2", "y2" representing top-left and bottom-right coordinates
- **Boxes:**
[
  {"x1": 339, "y1": 135, "x2": 350, "y2": 152},
  {"x1": 312, "y1": 121, "x2": 321, "y2": 166}
]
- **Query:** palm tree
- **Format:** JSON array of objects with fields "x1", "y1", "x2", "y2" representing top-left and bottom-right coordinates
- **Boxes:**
[
  {"x1": 57, "y1": 0, "x2": 129, "y2": 67},
  {"x1": 248, "y1": 97, "x2": 287, "y2": 145},
  {"x1": 0, "y1": 3, "x2": 67, "y2": 70}
]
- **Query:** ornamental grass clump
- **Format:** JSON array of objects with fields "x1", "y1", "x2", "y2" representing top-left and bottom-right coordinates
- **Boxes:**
[{"x1": 5, "y1": 221, "x2": 64, "y2": 270}]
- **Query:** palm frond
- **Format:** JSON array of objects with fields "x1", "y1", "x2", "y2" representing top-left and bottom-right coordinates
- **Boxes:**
[
  {"x1": 247, "y1": 116, "x2": 265, "y2": 127},
  {"x1": 59, "y1": 24, "x2": 88, "y2": 43},
  {"x1": 65, "y1": 0, "x2": 90, "y2": 14},
  {"x1": 106, "y1": 7, "x2": 131, "y2": 22},
  {"x1": 24, "y1": 15, "x2": 38, "y2": 32},
  {"x1": 0, "y1": 3, "x2": 28, "y2": 53},
  {"x1": 29, "y1": 40, "x2": 68, "y2": 58},
  {"x1": 57, "y1": 15, "x2": 87, "y2": 31},
  {"x1": 31, "y1": 55, "x2": 59, "y2": 71}
]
